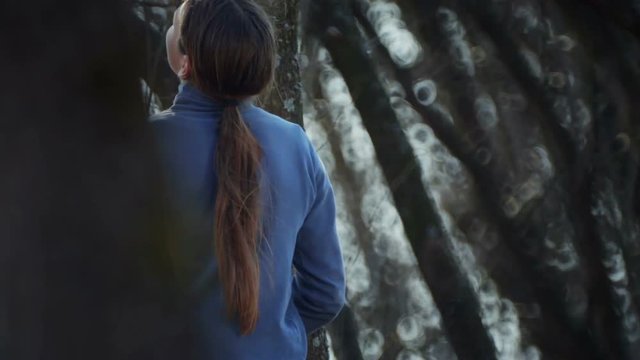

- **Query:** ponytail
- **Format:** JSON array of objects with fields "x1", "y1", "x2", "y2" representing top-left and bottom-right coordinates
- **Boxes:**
[
  {"x1": 178, "y1": 0, "x2": 275, "y2": 335},
  {"x1": 214, "y1": 103, "x2": 263, "y2": 334}
]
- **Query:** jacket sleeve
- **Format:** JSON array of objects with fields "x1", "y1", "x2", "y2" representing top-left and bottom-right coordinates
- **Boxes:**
[{"x1": 292, "y1": 130, "x2": 346, "y2": 334}]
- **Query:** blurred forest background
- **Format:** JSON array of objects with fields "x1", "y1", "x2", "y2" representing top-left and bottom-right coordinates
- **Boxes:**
[{"x1": 2, "y1": 0, "x2": 640, "y2": 359}]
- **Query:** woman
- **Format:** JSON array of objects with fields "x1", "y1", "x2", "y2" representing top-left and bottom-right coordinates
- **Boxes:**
[{"x1": 151, "y1": 0, "x2": 346, "y2": 359}]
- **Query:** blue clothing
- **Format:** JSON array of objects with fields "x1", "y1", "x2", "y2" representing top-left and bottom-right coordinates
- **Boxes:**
[{"x1": 150, "y1": 83, "x2": 346, "y2": 360}]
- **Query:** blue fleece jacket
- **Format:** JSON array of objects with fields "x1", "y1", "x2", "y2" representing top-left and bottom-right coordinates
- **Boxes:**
[{"x1": 150, "y1": 83, "x2": 346, "y2": 360}]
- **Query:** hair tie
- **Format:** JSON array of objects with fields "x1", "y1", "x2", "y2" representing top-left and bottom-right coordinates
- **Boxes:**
[{"x1": 221, "y1": 98, "x2": 239, "y2": 107}]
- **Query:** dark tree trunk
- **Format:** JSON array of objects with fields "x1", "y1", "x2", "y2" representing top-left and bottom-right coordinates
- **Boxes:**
[
  {"x1": 256, "y1": 1, "x2": 331, "y2": 359},
  {"x1": 257, "y1": 0, "x2": 303, "y2": 122},
  {"x1": 302, "y1": 0, "x2": 640, "y2": 358},
  {"x1": 303, "y1": 1, "x2": 499, "y2": 359},
  {"x1": 0, "y1": 1, "x2": 185, "y2": 359}
]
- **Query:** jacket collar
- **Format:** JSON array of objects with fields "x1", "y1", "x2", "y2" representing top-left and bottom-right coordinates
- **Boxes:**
[{"x1": 170, "y1": 82, "x2": 251, "y2": 113}]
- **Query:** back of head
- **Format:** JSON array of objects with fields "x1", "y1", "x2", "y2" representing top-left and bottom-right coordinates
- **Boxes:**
[
  {"x1": 181, "y1": 0, "x2": 276, "y2": 100},
  {"x1": 178, "y1": 0, "x2": 276, "y2": 335}
]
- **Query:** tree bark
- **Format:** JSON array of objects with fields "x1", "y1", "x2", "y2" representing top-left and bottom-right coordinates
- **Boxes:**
[
  {"x1": 257, "y1": 1, "x2": 331, "y2": 359},
  {"x1": 257, "y1": 0, "x2": 303, "y2": 122}
]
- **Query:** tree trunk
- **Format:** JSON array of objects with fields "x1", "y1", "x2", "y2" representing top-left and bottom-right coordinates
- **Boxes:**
[
  {"x1": 303, "y1": 1, "x2": 499, "y2": 359},
  {"x1": 257, "y1": 1, "x2": 331, "y2": 359},
  {"x1": 0, "y1": 1, "x2": 185, "y2": 359},
  {"x1": 257, "y1": 0, "x2": 303, "y2": 122}
]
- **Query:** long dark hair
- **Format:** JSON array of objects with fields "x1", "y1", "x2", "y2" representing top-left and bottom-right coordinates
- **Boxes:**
[{"x1": 180, "y1": 0, "x2": 276, "y2": 334}]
